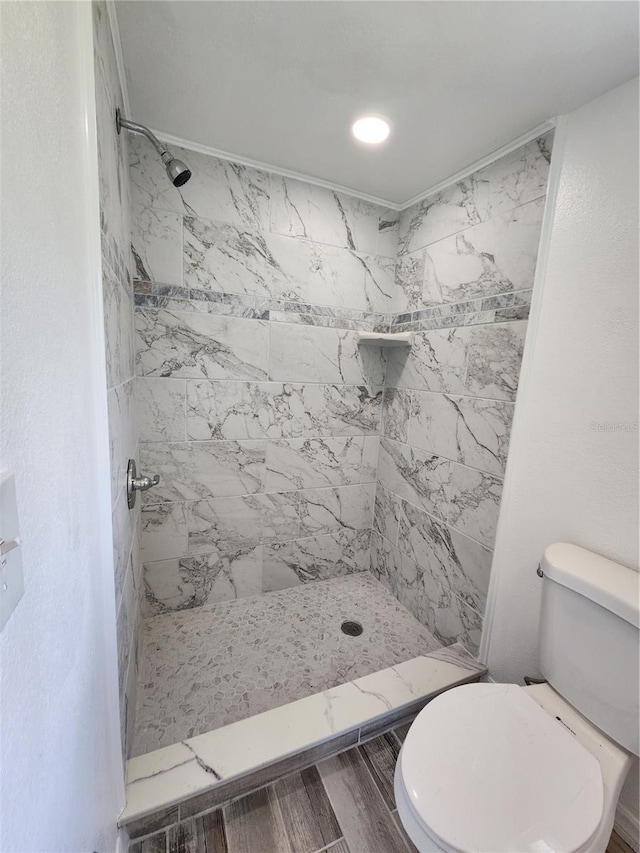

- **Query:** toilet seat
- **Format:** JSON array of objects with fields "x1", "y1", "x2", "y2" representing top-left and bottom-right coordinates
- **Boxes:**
[{"x1": 398, "y1": 683, "x2": 604, "y2": 853}]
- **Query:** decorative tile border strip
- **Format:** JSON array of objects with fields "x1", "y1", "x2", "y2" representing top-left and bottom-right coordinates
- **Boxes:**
[
  {"x1": 133, "y1": 279, "x2": 531, "y2": 334},
  {"x1": 392, "y1": 290, "x2": 532, "y2": 332},
  {"x1": 133, "y1": 281, "x2": 391, "y2": 331},
  {"x1": 119, "y1": 643, "x2": 486, "y2": 834}
]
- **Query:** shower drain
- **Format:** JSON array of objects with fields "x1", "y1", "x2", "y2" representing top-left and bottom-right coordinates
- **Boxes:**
[{"x1": 341, "y1": 620, "x2": 363, "y2": 637}]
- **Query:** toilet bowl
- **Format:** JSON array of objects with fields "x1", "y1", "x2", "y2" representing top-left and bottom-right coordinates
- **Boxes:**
[{"x1": 394, "y1": 682, "x2": 633, "y2": 853}]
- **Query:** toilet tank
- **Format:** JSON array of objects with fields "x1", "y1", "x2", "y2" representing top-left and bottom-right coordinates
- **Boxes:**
[{"x1": 538, "y1": 543, "x2": 639, "y2": 756}]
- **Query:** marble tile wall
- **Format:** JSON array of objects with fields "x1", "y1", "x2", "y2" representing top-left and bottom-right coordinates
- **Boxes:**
[
  {"x1": 371, "y1": 133, "x2": 553, "y2": 655},
  {"x1": 130, "y1": 135, "x2": 397, "y2": 614},
  {"x1": 93, "y1": 2, "x2": 141, "y2": 762}
]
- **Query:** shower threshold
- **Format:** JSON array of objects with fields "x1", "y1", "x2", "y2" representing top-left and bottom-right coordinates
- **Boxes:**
[{"x1": 121, "y1": 573, "x2": 486, "y2": 836}]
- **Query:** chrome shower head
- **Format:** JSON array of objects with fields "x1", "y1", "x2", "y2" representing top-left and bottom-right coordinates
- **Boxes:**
[
  {"x1": 162, "y1": 152, "x2": 192, "y2": 187},
  {"x1": 116, "y1": 109, "x2": 192, "y2": 188}
]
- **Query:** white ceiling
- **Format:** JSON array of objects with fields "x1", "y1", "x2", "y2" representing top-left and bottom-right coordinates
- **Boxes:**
[{"x1": 115, "y1": 1, "x2": 639, "y2": 205}]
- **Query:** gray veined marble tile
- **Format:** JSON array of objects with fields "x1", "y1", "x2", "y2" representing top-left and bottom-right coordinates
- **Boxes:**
[
  {"x1": 107, "y1": 379, "x2": 136, "y2": 506},
  {"x1": 377, "y1": 438, "x2": 451, "y2": 521},
  {"x1": 393, "y1": 250, "x2": 425, "y2": 313},
  {"x1": 422, "y1": 196, "x2": 545, "y2": 306},
  {"x1": 481, "y1": 132, "x2": 553, "y2": 216},
  {"x1": 187, "y1": 492, "x2": 300, "y2": 555},
  {"x1": 262, "y1": 528, "x2": 371, "y2": 592},
  {"x1": 183, "y1": 217, "x2": 309, "y2": 301},
  {"x1": 141, "y1": 502, "x2": 189, "y2": 562},
  {"x1": 270, "y1": 176, "x2": 381, "y2": 254},
  {"x1": 446, "y1": 463, "x2": 503, "y2": 548},
  {"x1": 140, "y1": 440, "x2": 266, "y2": 502},
  {"x1": 306, "y1": 244, "x2": 364, "y2": 311},
  {"x1": 116, "y1": 563, "x2": 135, "y2": 696},
  {"x1": 465, "y1": 320, "x2": 527, "y2": 400},
  {"x1": 394, "y1": 549, "x2": 428, "y2": 622},
  {"x1": 269, "y1": 323, "x2": 386, "y2": 385},
  {"x1": 187, "y1": 380, "x2": 286, "y2": 440},
  {"x1": 268, "y1": 312, "x2": 364, "y2": 332},
  {"x1": 407, "y1": 392, "x2": 514, "y2": 476},
  {"x1": 398, "y1": 501, "x2": 492, "y2": 614},
  {"x1": 359, "y1": 253, "x2": 397, "y2": 314},
  {"x1": 131, "y1": 516, "x2": 143, "y2": 597},
  {"x1": 129, "y1": 135, "x2": 271, "y2": 229},
  {"x1": 143, "y1": 546, "x2": 263, "y2": 614},
  {"x1": 128, "y1": 133, "x2": 189, "y2": 215},
  {"x1": 173, "y1": 148, "x2": 271, "y2": 229},
  {"x1": 136, "y1": 377, "x2": 186, "y2": 443},
  {"x1": 386, "y1": 326, "x2": 469, "y2": 394},
  {"x1": 186, "y1": 380, "x2": 383, "y2": 441},
  {"x1": 299, "y1": 483, "x2": 375, "y2": 537},
  {"x1": 135, "y1": 308, "x2": 269, "y2": 379},
  {"x1": 382, "y1": 388, "x2": 413, "y2": 443},
  {"x1": 112, "y1": 487, "x2": 135, "y2": 605},
  {"x1": 306, "y1": 243, "x2": 395, "y2": 315},
  {"x1": 426, "y1": 641, "x2": 484, "y2": 671},
  {"x1": 264, "y1": 436, "x2": 365, "y2": 491},
  {"x1": 377, "y1": 209, "x2": 400, "y2": 259},
  {"x1": 103, "y1": 258, "x2": 135, "y2": 389},
  {"x1": 398, "y1": 176, "x2": 491, "y2": 255},
  {"x1": 372, "y1": 486, "x2": 402, "y2": 545},
  {"x1": 95, "y1": 63, "x2": 132, "y2": 281},
  {"x1": 413, "y1": 565, "x2": 483, "y2": 656},
  {"x1": 361, "y1": 436, "x2": 380, "y2": 483},
  {"x1": 131, "y1": 205, "x2": 183, "y2": 286},
  {"x1": 370, "y1": 529, "x2": 398, "y2": 587}
]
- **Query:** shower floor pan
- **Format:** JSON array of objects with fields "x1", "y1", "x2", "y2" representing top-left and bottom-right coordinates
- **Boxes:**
[
  {"x1": 134, "y1": 573, "x2": 440, "y2": 755},
  {"x1": 122, "y1": 573, "x2": 486, "y2": 834}
]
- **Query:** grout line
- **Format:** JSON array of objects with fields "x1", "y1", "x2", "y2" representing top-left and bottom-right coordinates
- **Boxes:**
[
  {"x1": 138, "y1": 376, "x2": 384, "y2": 390},
  {"x1": 383, "y1": 485, "x2": 495, "y2": 553},
  {"x1": 401, "y1": 189, "x2": 547, "y2": 257},
  {"x1": 386, "y1": 385, "x2": 516, "y2": 406},
  {"x1": 379, "y1": 434, "x2": 505, "y2": 481}
]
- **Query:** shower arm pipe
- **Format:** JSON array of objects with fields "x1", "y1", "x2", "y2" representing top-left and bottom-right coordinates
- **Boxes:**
[{"x1": 116, "y1": 110, "x2": 170, "y2": 160}]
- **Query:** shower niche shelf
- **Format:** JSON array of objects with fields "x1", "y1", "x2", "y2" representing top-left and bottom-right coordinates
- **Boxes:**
[{"x1": 357, "y1": 331, "x2": 413, "y2": 348}]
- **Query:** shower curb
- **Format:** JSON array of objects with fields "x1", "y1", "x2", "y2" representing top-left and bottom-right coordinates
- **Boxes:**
[{"x1": 120, "y1": 643, "x2": 486, "y2": 838}]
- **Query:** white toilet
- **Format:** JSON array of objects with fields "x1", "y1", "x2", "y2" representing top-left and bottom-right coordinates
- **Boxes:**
[{"x1": 395, "y1": 543, "x2": 639, "y2": 853}]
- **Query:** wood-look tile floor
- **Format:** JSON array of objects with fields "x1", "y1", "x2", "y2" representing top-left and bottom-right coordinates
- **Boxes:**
[{"x1": 130, "y1": 726, "x2": 636, "y2": 853}]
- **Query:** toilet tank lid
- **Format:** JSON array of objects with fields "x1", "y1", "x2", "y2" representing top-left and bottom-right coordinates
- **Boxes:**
[{"x1": 542, "y1": 543, "x2": 639, "y2": 628}]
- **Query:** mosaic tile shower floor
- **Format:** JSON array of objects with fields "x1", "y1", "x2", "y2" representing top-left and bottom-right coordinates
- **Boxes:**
[{"x1": 133, "y1": 572, "x2": 440, "y2": 756}]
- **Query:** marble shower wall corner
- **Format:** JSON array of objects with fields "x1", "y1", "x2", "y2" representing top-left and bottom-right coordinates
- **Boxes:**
[
  {"x1": 130, "y1": 135, "x2": 396, "y2": 615},
  {"x1": 374, "y1": 131, "x2": 553, "y2": 655},
  {"x1": 93, "y1": 1, "x2": 141, "y2": 762}
]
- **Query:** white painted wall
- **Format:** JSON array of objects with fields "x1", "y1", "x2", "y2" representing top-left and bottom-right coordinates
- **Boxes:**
[
  {"x1": 0, "y1": 3, "x2": 124, "y2": 850},
  {"x1": 483, "y1": 77, "x2": 639, "y2": 839}
]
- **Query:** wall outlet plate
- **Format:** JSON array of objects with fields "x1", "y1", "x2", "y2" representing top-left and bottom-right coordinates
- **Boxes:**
[{"x1": 1, "y1": 472, "x2": 24, "y2": 631}]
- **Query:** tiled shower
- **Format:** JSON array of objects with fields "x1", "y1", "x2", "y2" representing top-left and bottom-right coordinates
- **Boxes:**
[
  {"x1": 131, "y1": 129, "x2": 551, "y2": 652},
  {"x1": 94, "y1": 1, "x2": 551, "y2": 768}
]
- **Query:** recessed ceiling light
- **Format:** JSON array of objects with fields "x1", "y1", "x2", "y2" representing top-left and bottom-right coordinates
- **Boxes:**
[{"x1": 352, "y1": 115, "x2": 390, "y2": 145}]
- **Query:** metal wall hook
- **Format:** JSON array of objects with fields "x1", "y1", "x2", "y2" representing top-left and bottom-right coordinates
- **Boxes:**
[{"x1": 127, "y1": 459, "x2": 160, "y2": 509}]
